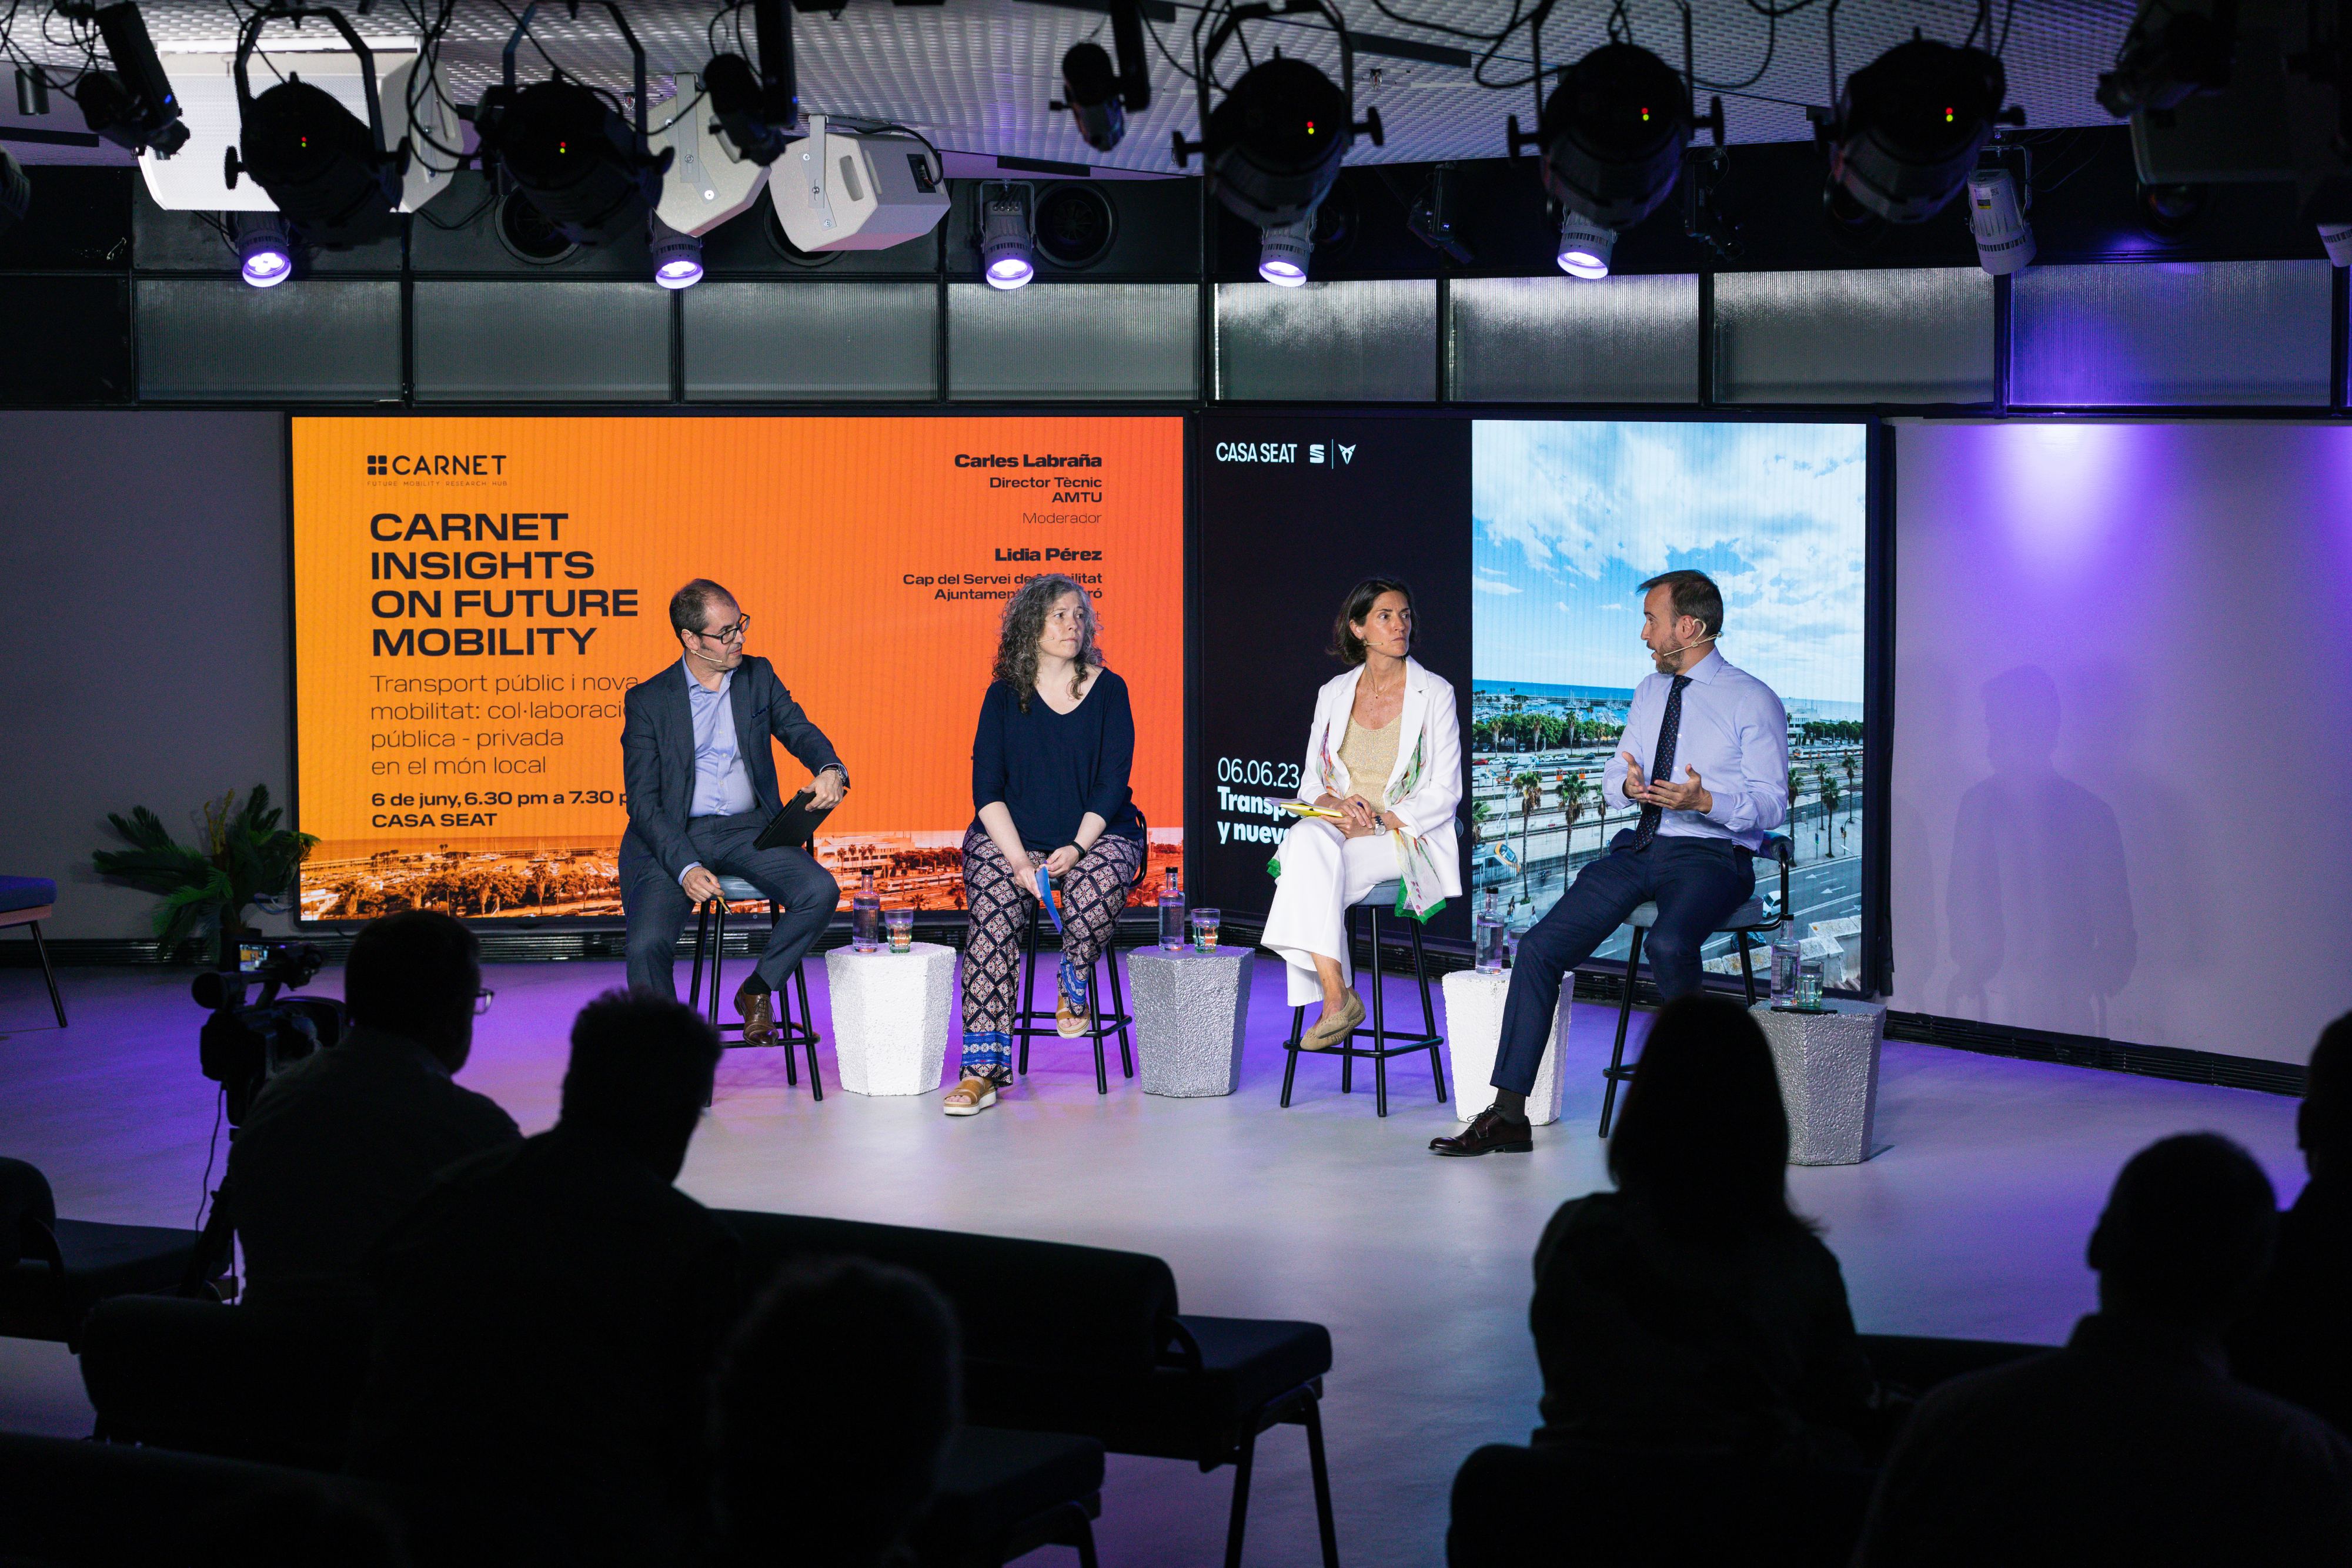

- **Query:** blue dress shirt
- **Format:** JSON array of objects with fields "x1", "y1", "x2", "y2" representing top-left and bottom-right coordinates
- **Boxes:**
[
  {"x1": 1600, "y1": 648, "x2": 1790, "y2": 852},
  {"x1": 676, "y1": 659, "x2": 757, "y2": 888}
]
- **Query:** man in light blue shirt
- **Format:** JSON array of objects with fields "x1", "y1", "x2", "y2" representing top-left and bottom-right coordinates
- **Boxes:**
[
  {"x1": 620, "y1": 580, "x2": 848, "y2": 1044},
  {"x1": 1435, "y1": 569, "x2": 1790, "y2": 1156}
]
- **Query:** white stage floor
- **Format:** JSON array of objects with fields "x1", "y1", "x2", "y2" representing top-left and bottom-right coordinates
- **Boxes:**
[{"x1": 0, "y1": 956, "x2": 2310, "y2": 1567}]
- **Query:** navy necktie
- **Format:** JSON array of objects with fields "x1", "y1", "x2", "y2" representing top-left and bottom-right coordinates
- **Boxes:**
[{"x1": 1630, "y1": 674, "x2": 1692, "y2": 852}]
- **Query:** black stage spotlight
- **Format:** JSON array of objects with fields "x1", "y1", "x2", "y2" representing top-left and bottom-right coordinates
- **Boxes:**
[
  {"x1": 222, "y1": 8, "x2": 409, "y2": 249},
  {"x1": 704, "y1": 0, "x2": 797, "y2": 164},
  {"x1": 74, "y1": 2, "x2": 188, "y2": 157},
  {"x1": 1813, "y1": 39, "x2": 2022, "y2": 225},
  {"x1": 1172, "y1": 1, "x2": 1382, "y2": 229},
  {"x1": 1051, "y1": 0, "x2": 1150, "y2": 155},
  {"x1": 1504, "y1": 26, "x2": 1722, "y2": 279},
  {"x1": 475, "y1": 2, "x2": 671, "y2": 246},
  {"x1": 0, "y1": 147, "x2": 28, "y2": 237}
]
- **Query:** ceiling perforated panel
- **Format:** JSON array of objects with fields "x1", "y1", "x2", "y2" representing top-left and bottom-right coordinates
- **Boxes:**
[{"x1": 6, "y1": 0, "x2": 2139, "y2": 172}]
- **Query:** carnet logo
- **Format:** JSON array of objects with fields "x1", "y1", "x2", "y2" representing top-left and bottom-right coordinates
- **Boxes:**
[
  {"x1": 365, "y1": 453, "x2": 510, "y2": 477},
  {"x1": 368, "y1": 454, "x2": 389, "y2": 476}
]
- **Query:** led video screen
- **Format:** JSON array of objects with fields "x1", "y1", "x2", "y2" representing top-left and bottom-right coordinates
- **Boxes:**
[
  {"x1": 1471, "y1": 419, "x2": 1869, "y2": 977},
  {"x1": 292, "y1": 415, "x2": 1184, "y2": 921}
]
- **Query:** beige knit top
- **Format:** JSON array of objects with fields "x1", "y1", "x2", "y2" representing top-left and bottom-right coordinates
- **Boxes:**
[{"x1": 1336, "y1": 716, "x2": 1399, "y2": 812}]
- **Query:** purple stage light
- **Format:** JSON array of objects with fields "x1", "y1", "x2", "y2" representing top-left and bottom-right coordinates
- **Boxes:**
[
  {"x1": 650, "y1": 225, "x2": 704, "y2": 290},
  {"x1": 235, "y1": 213, "x2": 296, "y2": 289}
]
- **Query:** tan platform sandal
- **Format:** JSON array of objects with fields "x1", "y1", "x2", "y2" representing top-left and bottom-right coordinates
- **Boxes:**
[
  {"x1": 944, "y1": 1075, "x2": 1000, "y2": 1116},
  {"x1": 1299, "y1": 988, "x2": 1365, "y2": 1051}
]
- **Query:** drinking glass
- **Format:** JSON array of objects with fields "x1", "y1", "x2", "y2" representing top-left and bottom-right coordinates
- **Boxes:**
[
  {"x1": 1190, "y1": 908, "x2": 1221, "y2": 952},
  {"x1": 884, "y1": 907, "x2": 915, "y2": 954},
  {"x1": 1795, "y1": 958, "x2": 1825, "y2": 1009}
]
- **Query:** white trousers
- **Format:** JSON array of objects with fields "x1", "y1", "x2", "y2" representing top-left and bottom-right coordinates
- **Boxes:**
[{"x1": 1259, "y1": 819, "x2": 1403, "y2": 1007}]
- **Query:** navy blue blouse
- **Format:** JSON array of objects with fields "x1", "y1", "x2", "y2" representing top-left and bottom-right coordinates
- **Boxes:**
[{"x1": 970, "y1": 671, "x2": 1145, "y2": 852}]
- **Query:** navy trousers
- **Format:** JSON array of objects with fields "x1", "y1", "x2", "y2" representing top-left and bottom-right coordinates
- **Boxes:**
[
  {"x1": 1489, "y1": 837, "x2": 1755, "y2": 1096},
  {"x1": 620, "y1": 811, "x2": 841, "y2": 999}
]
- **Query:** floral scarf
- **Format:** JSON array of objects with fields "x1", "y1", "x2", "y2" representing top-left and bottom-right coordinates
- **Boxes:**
[{"x1": 1269, "y1": 683, "x2": 1448, "y2": 923}]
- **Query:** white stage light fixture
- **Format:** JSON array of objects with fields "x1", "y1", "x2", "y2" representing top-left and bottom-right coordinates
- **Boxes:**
[
  {"x1": 235, "y1": 210, "x2": 295, "y2": 286},
  {"x1": 2321, "y1": 223, "x2": 2352, "y2": 267},
  {"x1": 650, "y1": 218, "x2": 703, "y2": 288},
  {"x1": 979, "y1": 181, "x2": 1035, "y2": 289},
  {"x1": 770, "y1": 114, "x2": 948, "y2": 253},
  {"x1": 1257, "y1": 215, "x2": 1311, "y2": 285},
  {"x1": 651, "y1": 71, "x2": 769, "y2": 239},
  {"x1": 1556, "y1": 210, "x2": 1613, "y2": 278},
  {"x1": 1966, "y1": 166, "x2": 2034, "y2": 274}
]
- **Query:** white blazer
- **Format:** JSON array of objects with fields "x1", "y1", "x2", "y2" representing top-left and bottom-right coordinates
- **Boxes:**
[{"x1": 1299, "y1": 656, "x2": 1465, "y2": 900}]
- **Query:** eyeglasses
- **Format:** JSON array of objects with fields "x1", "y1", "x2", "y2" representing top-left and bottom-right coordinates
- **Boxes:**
[
  {"x1": 473, "y1": 988, "x2": 496, "y2": 1016},
  {"x1": 694, "y1": 613, "x2": 750, "y2": 645}
]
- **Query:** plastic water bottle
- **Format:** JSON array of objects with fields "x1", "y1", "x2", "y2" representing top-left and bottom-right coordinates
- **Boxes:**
[
  {"x1": 1158, "y1": 868, "x2": 1187, "y2": 951},
  {"x1": 1474, "y1": 888, "x2": 1508, "y2": 974},
  {"x1": 852, "y1": 869, "x2": 882, "y2": 952},
  {"x1": 1770, "y1": 918, "x2": 1802, "y2": 1004}
]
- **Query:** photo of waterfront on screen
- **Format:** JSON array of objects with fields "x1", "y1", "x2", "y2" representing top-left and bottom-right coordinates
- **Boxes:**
[{"x1": 1470, "y1": 419, "x2": 1869, "y2": 985}]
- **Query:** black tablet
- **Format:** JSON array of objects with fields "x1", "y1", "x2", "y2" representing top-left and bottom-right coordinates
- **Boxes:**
[{"x1": 753, "y1": 787, "x2": 837, "y2": 852}]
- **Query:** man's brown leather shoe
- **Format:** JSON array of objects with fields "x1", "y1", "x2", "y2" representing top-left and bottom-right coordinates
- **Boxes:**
[
  {"x1": 1429, "y1": 1105, "x2": 1534, "y2": 1156},
  {"x1": 736, "y1": 983, "x2": 777, "y2": 1047}
]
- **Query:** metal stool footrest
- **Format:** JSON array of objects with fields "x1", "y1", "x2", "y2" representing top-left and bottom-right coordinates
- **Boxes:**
[
  {"x1": 688, "y1": 881, "x2": 824, "y2": 1101},
  {"x1": 1278, "y1": 894, "x2": 1448, "y2": 1119},
  {"x1": 1014, "y1": 895, "x2": 1135, "y2": 1096}
]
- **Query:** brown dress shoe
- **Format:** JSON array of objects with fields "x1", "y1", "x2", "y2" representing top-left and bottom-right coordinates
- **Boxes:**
[
  {"x1": 736, "y1": 983, "x2": 777, "y2": 1047},
  {"x1": 1429, "y1": 1105, "x2": 1534, "y2": 1157}
]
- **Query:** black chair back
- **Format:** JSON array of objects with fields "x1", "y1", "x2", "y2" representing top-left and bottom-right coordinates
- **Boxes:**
[{"x1": 0, "y1": 1158, "x2": 58, "y2": 1272}]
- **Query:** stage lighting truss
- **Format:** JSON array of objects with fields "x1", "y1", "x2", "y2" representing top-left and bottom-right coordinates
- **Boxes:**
[
  {"x1": 1170, "y1": 0, "x2": 1384, "y2": 230},
  {"x1": 68, "y1": 1, "x2": 189, "y2": 156},
  {"x1": 1502, "y1": 11, "x2": 1723, "y2": 277},
  {"x1": 978, "y1": 180, "x2": 1036, "y2": 288},
  {"x1": 474, "y1": 0, "x2": 671, "y2": 248},
  {"x1": 703, "y1": 0, "x2": 797, "y2": 165},
  {"x1": 1811, "y1": 38, "x2": 2024, "y2": 226},
  {"x1": 222, "y1": 6, "x2": 410, "y2": 249},
  {"x1": 1048, "y1": 0, "x2": 1151, "y2": 155}
]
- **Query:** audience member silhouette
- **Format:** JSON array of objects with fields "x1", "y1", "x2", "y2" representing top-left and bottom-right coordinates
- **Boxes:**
[
  {"x1": 2231, "y1": 1010, "x2": 2352, "y2": 1436},
  {"x1": 1855, "y1": 1132, "x2": 2352, "y2": 1567},
  {"x1": 228, "y1": 910, "x2": 519, "y2": 1311},
  {"x1": 1529, "y1": 994, "x2": 1878, "y2": 1465},
  {"x1": 347, "y1": 990, "x2": 740, "y2": 1568},
  {"x1": 710, "y1": 1257, "x2": 962, "y2": 1568}
]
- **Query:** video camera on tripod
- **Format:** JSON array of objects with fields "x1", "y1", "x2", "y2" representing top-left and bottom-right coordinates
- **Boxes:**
[{"x1": 193, "y1": 938, "x2": 349, "y2": 1125}]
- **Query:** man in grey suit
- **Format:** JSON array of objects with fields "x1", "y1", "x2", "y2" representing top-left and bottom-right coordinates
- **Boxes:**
[{"x1": 621, "y1": 579, "x2": 848, "y2": 1042}]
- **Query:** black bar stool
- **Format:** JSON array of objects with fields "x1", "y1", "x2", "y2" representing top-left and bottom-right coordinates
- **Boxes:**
[
  {"x1": 1014, "y1": 866, "x2": 1142, "y2": 1096},
  {"x1": 688, "y1": 875, "x2": 823, "y2": 1099},
  {"x1": 1279, "y1": 880, "x2": 1447, "y2": 1118},
  {"x1": 1596, "y1": 835, "x2": 1793, "y2": 1136}
]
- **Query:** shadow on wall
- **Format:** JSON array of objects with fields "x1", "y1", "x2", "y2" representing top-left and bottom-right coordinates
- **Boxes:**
[{"x1": 1945, "y1": 666, "x2": 2137, "y2": 1035}]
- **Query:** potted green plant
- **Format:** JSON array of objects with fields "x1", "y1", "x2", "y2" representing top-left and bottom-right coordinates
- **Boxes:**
[{"x1": 93, "y1": 785, "x2": 317, "y2": 967}]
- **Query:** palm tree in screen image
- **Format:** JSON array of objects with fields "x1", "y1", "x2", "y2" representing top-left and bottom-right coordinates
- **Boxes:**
[
  {"x1": 1560, "y1": 771, "x2": 1592, "y2": 855},
  {"x1": 1514, "y1": 771, "x2": 1542, "y2": 902},
  {"x1": 1815, "y1": 763, "x2": 1842, "y2": 856}
]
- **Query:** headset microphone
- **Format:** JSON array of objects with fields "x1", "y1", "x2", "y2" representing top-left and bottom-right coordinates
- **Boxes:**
[{"x1": 1659, "y1": 632, "x2": 1718, "y2": 662}]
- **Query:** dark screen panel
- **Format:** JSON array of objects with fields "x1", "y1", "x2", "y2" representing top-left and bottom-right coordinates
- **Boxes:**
[{"x1": 1193, "y1": 413, "x2": 1471, "y2": 940}]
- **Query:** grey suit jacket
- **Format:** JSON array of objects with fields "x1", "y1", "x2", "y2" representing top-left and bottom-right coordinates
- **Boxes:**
[{"x1": 619, "y1": 656, "x2": 844, "y2": 880}]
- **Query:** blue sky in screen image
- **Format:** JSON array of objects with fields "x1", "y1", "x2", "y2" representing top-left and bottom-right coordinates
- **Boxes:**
[{"x1": 1471, "y1": 420, "x2": 1868, "y2": 715}]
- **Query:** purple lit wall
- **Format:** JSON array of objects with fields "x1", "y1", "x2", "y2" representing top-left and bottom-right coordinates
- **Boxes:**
[{"x1": 1891, "y1": 420, "x2": 2352, "y2": 1065}]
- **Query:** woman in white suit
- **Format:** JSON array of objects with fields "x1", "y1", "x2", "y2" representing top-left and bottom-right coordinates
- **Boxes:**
[{"x1": 1261, "y1": 577, "x2": 1464, "y2": 1050}]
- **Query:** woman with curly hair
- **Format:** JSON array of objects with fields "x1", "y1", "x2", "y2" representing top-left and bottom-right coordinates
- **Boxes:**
[{"x1": 948, "y1": 574, "x2": 1147, "y2": 1116}]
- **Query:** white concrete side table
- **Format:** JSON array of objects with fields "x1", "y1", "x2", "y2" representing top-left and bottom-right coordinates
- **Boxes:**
[
  {"x1": 1750, "y1": 999, "x2": 1886, "y2": 1165},
  {"x1": 825, "y1": 941, "x2": 954, "y2": 1096},
  {"x1": 1441, "y1": 969, "x2": 1566, "y2": 1126},
  {"x1": 1128, "y1": 948, "x2": 1252, "y2": 1098}
]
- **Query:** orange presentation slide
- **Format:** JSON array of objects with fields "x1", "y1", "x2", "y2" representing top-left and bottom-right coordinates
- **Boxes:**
[{"x1": 291, "y1": 415, "x2": 1185, "y2": 921}]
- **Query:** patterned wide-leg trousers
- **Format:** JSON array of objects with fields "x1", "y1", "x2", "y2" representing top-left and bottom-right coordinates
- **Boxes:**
[{"x1": 958, "y1": 825, "x2": 1145, "y2": 1084}]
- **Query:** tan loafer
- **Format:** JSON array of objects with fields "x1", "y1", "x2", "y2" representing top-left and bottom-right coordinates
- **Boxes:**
[{"x1": 1299, "y1": 988, "x2": 1364, "y2": 1051}]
